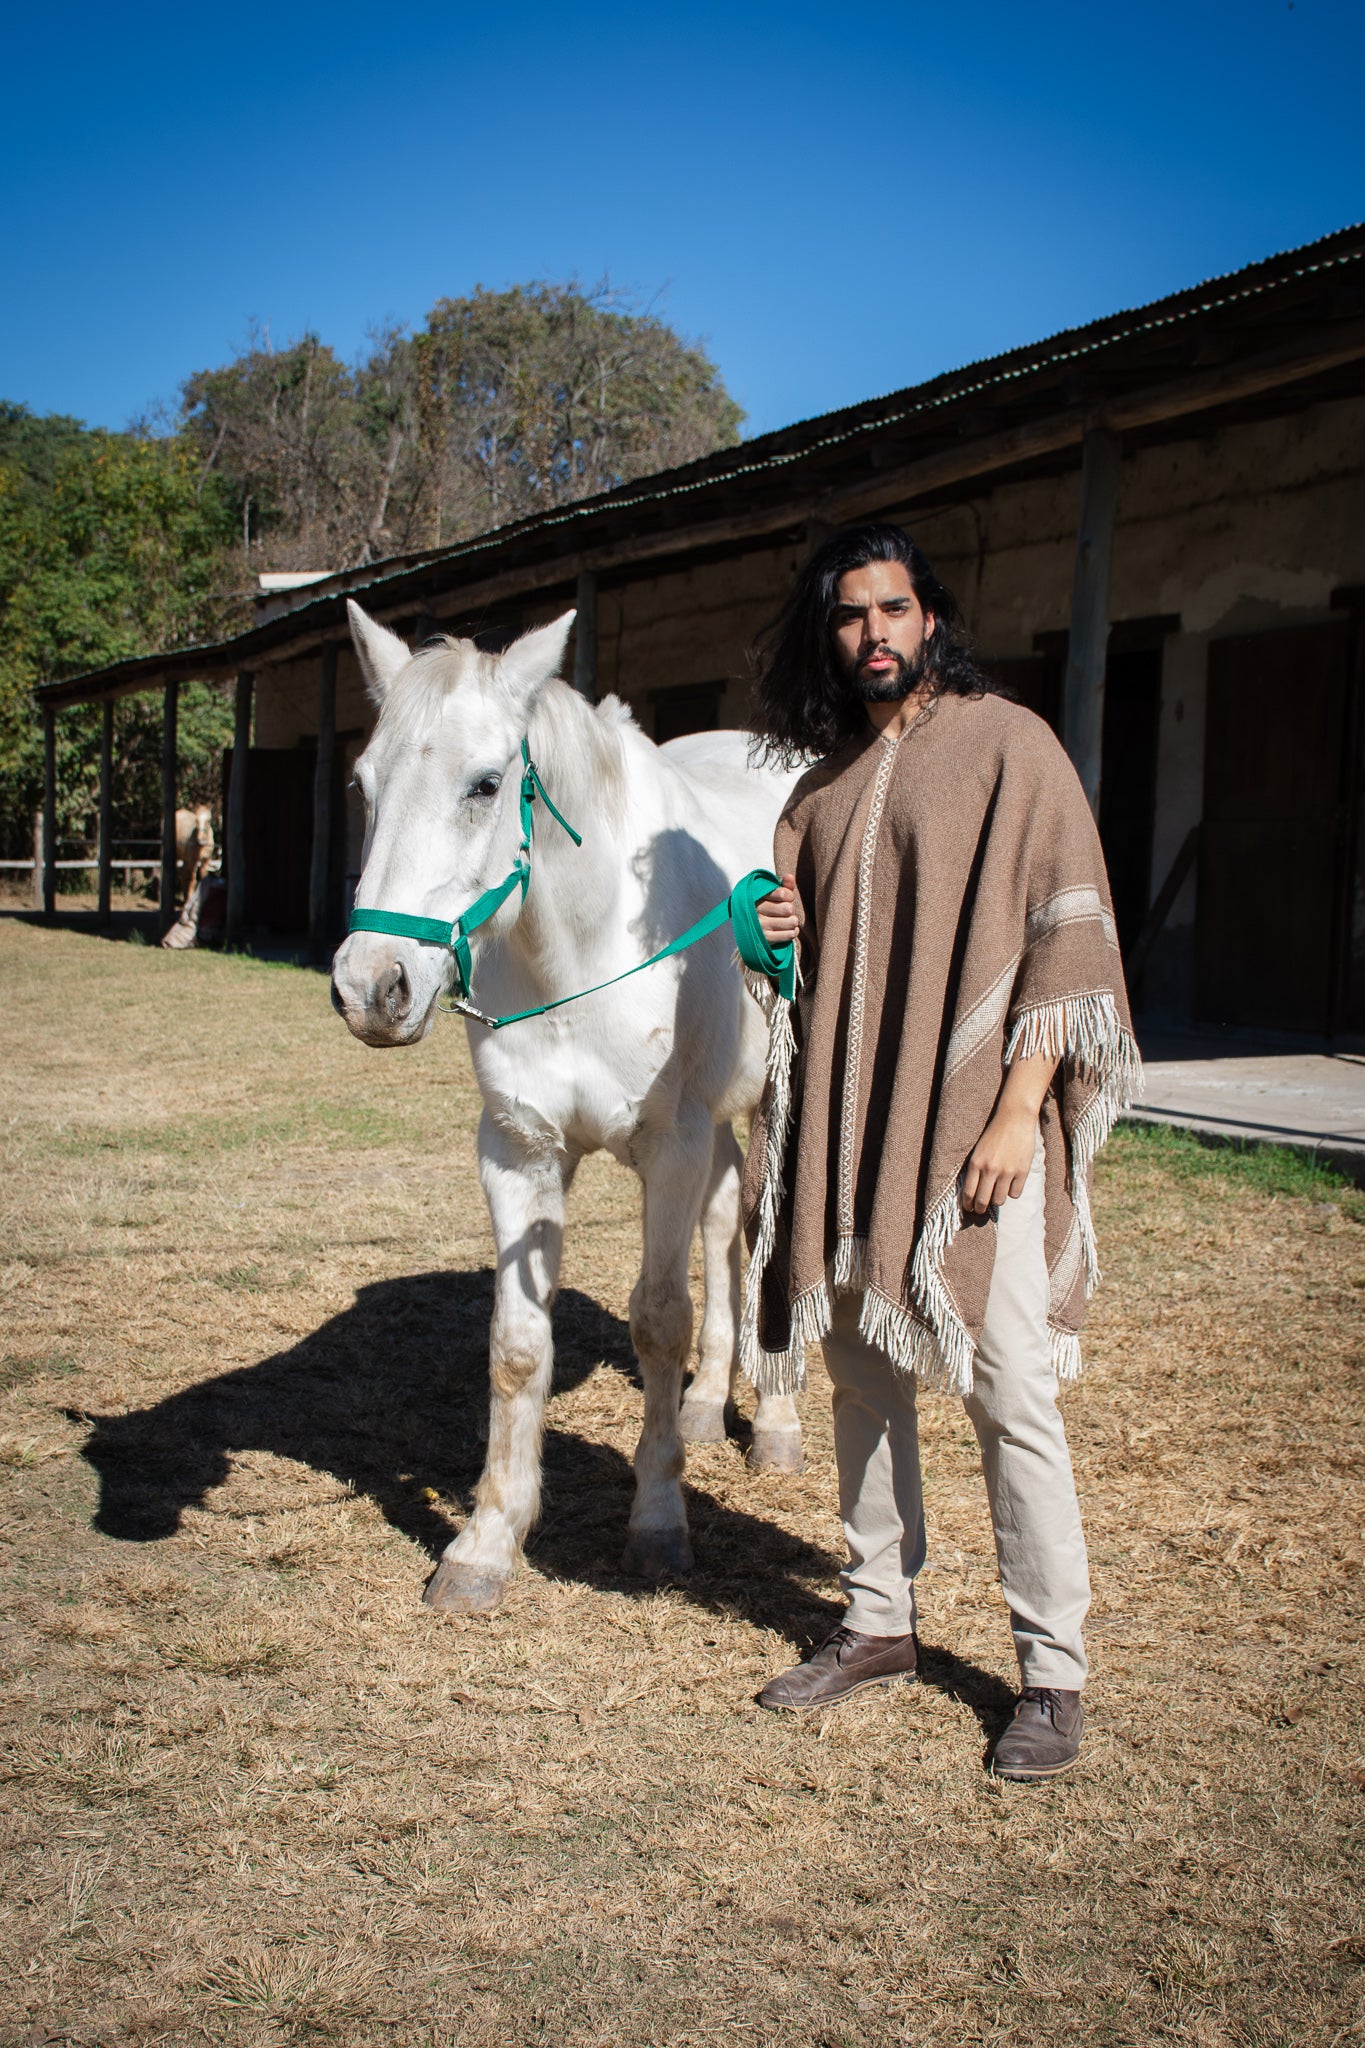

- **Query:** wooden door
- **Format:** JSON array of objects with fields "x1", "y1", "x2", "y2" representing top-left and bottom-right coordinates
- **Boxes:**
[
  {"x1": 1196, "y1": 623, "x2": 1352, "y2": 1032},
  {"x1": 1099, "y1": 647, "x2": 1162, "y2": 961},
  {"x1": 223, "y1": 748, "x2": 316, "y2": 935}
]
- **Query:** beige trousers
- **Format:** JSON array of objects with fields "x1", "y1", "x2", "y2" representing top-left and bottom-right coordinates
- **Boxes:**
[{"x1": 821, "y1": 1139, "x2": 1091, "y2": 1689}]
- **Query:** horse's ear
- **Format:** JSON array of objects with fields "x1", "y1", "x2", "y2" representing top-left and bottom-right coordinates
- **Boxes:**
[
  {"x1": 347, "y1": 601, "x2": 410, "y2": 706},
  {"x1": 496, "y1": 610, "x2": 576, "y2": 716}
]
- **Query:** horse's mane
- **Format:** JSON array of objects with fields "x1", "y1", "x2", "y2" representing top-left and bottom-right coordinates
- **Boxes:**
[{"x1": 527, "y1": 677, "x2": 632, "y2": 839}]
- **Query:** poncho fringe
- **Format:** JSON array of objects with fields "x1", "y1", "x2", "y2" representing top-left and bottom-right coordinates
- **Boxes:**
[{"x1": 741, "y1": 985, "x2": 1141, "y2": 1396}]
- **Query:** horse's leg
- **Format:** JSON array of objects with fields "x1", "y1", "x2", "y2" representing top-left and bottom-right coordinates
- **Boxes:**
[
  {"x1": 621, "y1": 1104, "x2": 712, "y2": 1579},
  {"x1": 742, "y1": 1105, "x2": 803, "y2": 1471},
  {"x1": 678, "y1": 1122, "x2": 805, "y2": 1471},
  {"x1": 678, "y1": 1123, "x2": 742, "y2": 1446},
  {"x1": 424, "y1": 1112, "x2": 570, "y2": 1616}
]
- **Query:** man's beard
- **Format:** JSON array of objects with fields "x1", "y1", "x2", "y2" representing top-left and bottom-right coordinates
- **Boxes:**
[{"x1": 854, "y1": 642, "x2": 931, "y2": 702}]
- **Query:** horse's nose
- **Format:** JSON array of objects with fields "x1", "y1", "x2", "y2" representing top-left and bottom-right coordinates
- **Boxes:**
[
  {"x1": 375, "y1": 959, "x2": 411, "y2": 1025},
  {"x1": 330, "y1": 975, "x2": 346, "y2": 1016}
]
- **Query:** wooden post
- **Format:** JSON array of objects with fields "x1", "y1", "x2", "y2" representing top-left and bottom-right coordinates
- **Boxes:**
[
  {"x1": 159, "y1": 681, "x2": 179, "y2": 934},
  {"x1": 573, "y1": 569, "x2": 598, "y2": 701},
  {"x1": 97, "y1": 697, "x2": 114, "y2": 923},
  {"x1": 225, "y1": 670, "x2": 253, "y2": 949},
  {"x1": 1062, "y1": 427, "x2": 1122, "y2": 818},
  {"x1": 308, "y1": 645, "x2": 337, "y2": 963},
  {"x1": 42, "y1": 704, "x2": 57, "y2": 919},
  {"x1": 31, "y1": 807, "x2": 44, "y2": 912}
]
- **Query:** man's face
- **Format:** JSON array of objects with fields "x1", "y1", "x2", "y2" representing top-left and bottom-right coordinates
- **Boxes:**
[{"x1": 830, "y1": 559, "x2": 936, "y2": 701}]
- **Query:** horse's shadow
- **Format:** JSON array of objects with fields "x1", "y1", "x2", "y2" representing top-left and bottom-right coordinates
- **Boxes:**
[{"x1": 75, "y1": 1268, "x2": 842, "y2": 1642}]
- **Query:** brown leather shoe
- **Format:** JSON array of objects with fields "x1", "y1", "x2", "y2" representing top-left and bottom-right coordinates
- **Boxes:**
[
  {"x1": 758, "y1": 1625, "x2": 919, "y2": 1713},
  {"x1": 990, "y1": 1686, "x2": 1085, "y2": 1779}
]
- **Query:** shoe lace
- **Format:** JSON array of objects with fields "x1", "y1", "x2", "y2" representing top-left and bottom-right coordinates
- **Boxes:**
[{"x1": 1021, "y1": 1686, "x2": 1066, "y2": 1724}]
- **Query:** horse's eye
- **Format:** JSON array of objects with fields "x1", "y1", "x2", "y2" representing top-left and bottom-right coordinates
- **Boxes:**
[{"x1": 470, "y1": 774, "x2": 502, "y2": 800}]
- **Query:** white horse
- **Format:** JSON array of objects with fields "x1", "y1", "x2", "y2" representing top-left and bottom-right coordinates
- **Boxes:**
[{"x1": 331, "y1": 602, "x2": 802, "y2": 1614}]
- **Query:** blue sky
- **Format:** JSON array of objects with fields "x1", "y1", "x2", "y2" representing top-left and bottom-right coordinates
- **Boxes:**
[{"x1": 4, "y1": 0, "x2": 1362, "y2": 440}]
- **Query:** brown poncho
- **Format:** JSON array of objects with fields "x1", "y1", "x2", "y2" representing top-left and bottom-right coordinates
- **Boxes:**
[{"x1": 741, "y1": 692, "x2": 1142, "y2": 1397}]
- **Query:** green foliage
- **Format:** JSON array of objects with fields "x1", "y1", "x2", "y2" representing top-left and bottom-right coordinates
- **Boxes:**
[
  {"x1": 1108, "y1": 1117, "x2": 1364, "y2": 1218},
  {"x1": 0, "y1": 404, "x2": 237, "y2": 855}
]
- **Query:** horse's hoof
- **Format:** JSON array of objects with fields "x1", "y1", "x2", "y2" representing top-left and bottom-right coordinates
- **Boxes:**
[
  {"x1": 749, "y1": 1429, "x2": 805, "y2": 1474},
  {"x1": 422, "y1": 1560, "x2": 510, "y2": 1615},
  {"x1": 621, "y1": 1530, "x2": 695, "y2": 1580},
  {"x1": 678, "y1": 1397, "x2": 730, "y2": 1445}
]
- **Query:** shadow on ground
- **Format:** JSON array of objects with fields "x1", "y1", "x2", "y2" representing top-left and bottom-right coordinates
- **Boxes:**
[
  {"x1": 916, "y1": 1642, "x2": 1018, "y2": 1746},
  {"x1": 75, "y1": 1269, "x2": 845, "y2": 1642},
  {"x1": 4, "y1": 908, "x2": 160, "y2": 944}
]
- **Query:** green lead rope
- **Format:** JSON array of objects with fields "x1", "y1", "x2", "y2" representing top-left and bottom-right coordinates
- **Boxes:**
[
  {"x1": 446, "y1": 866, "x2": 794, "y2": 1030},
  {"x1": 729, "y1": 867, "x2": 797, "y2": 1002},
  {"x1": 347, "y1": 740, "x2": 794, "y2": 1028}
]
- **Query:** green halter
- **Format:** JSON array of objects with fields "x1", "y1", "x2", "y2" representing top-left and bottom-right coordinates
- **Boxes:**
[
  {"x1": 346, "y1": 738, "x2": 796, "y2": 1028},
  {"x1": 348, "y1": 740, "x2": 581, "y2": 1001}
]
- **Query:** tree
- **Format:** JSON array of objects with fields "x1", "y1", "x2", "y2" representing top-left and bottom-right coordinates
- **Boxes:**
[
  {"x1": 0, "y1": 406, "x2": 237, "y2": 858},
  {"x1": 177, "y1": 282, "x2": 744, "y2": 570},
  {"x1": 179, "y1": 331, "x2": 379, "y2": 572},
  {"x1": 416, "y1": 282, "x2": 744, "y2": 543}
]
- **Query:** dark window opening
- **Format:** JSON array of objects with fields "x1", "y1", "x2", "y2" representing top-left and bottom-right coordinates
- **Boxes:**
[
  {"x1": 984, "y1": 629, "x2": 1166, "y2": 972},
  {"x1": 1196, "y1": 622, "x2": 1354, "y2": 1034},
  {"x1": 652, "y1": 683, "x2": 722, "y2": 746}
]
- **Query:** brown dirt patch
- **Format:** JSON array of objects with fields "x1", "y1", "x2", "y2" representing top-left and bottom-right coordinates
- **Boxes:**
[{"x1": 1, "y1": 918, "x2": 1362, "y2": 2046}]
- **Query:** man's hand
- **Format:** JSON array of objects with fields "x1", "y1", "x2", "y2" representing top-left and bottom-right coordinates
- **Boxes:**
[
  {"x1": 756, "y1": 872, "x2": 804, "y2": 947},
  {"x1": 960, "y1": 1050, "x2": 1058, "y2": 1215},
  {"x1": 961, "y1": 1101, "x2": 1039, "y2": 1213}
]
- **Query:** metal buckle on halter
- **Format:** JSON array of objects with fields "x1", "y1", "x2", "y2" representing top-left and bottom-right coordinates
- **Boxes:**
[{"x1": 436, "y1": 992, "x2": 499, "y2": 1026}]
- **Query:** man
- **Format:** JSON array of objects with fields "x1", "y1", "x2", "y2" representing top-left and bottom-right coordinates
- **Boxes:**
[{"x1": 742, "y1": 523, "x2": 1140, "y2": 1780}]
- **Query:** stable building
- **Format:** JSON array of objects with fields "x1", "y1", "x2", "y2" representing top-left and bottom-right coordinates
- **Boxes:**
[{"x1": 34, "y1": 223, "x2": 1365, "y2": 1037}]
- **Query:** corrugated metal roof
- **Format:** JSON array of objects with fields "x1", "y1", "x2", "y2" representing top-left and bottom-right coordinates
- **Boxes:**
[{"x1": 36, "y1": 220, "x2": 1365, "y2": 708}]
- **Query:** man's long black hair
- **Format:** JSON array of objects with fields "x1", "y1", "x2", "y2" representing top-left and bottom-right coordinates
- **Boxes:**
[{"x1": 749, "y1": 522, "x2": 990, "y2": 765}]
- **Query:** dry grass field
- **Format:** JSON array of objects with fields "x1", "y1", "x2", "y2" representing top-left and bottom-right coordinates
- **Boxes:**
[{"x1": 1, "y1": 917, "x2": 1362, "y2": 2048}]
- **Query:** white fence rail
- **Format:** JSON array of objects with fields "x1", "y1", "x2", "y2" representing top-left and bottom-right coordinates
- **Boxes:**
[{"x1": 0, "y1": 859, "x2": 162, "y2": 873}]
